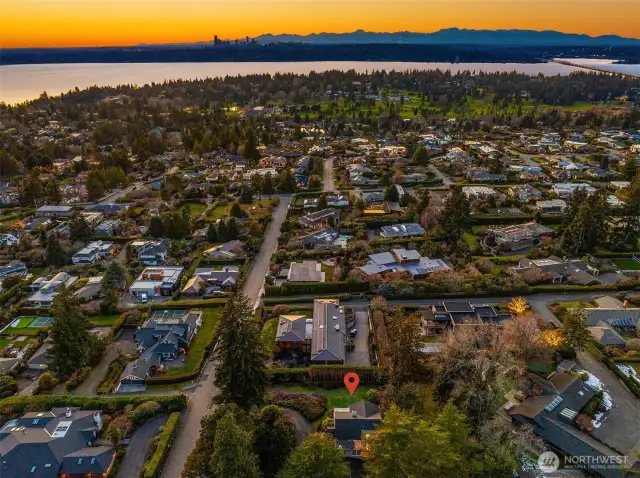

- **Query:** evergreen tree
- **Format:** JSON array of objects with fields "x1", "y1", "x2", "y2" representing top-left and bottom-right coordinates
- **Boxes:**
[
  {"x1": 439, "y1": 186, "x2": 471, "y2": 242},
  {"x1": 384, "y1": 185, "x2": 399, "y2": 202},
  {"x1": 230, "y1": 202, "x2": 245, "y2": 218},
  {"x1": 209, "y1": 411, "x2": 260, "y2": 478},
  {"x1": 45, "y1": 181, "x2": 62, "y2": 204},
  {"x1": 278, "y1": 169, "x2": 296, "y2": 193},
  {"x1": 213, "y1": 293, "x2": 267, "y2": 409},
  {"x1": 149, "y1": 216, "x2": 164, "y2": 238},
  {"x1": 45, "y1": 287, "x2": 93, "y2": 378},
  {"x1": 227, "y1": 217, "x2": 240, "y2": 239},
  {"x1": 217, "y1": 220, "x2": 228, "y2": 242},
  {"x1": 207, "y1": 223, "x2": 218, "y2": 242},
  {"x1": 242, "y1": 128, "x2": 260, "y2": 163},
  {"x1": 261, "y1": 173, "x2": 275, "y2": 197},
  {"x1": 101, "y1": 261, "x2": 127, "y2": 291},
  {"x1": 46, "y1": 233, "x2": 68, "y2": 267},
  {"x1": 387, "y1": 308, "x2": 428, "y2": 386},
  {"x1": 86, "y1": 174, "x2": 105, "y2": 201},
  {"x1": 624, "y1": 157, "x2": 638, "y2": 180},
  {"x1": 69, "y1": 210, "x2": 92, "y2": 243},
  {"x1": 561, "y1": 190, "x2": 609, "y2": 256},
  {"x1": 278, "y1": 433, "x2": 349, "y2": 478},
  {"x1": 412, "y1": 145, "x2": 430, "y2": 165},
  {"x1": 562, "y1": 307, "x2": 591, "y2": 351},
  {"x1": 252, "y1": 405, "x2": 297, "y2": 478}
]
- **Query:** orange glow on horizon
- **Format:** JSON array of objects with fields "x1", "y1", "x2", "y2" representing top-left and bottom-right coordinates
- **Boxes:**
[{"x1": 2, "y1": 0, "x2": 639, "y2": 49}]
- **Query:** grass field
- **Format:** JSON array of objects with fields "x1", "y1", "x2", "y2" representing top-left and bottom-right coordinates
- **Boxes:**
[
  {"x1": 164, "y1": 307, "x2": 221, "y2": 377},
  {"x1": 183, "y1": 202, "x2": 208, "y2": 218},
  {"x1": 462, "y1": 232, "x2": 479, "y2": 249},
  {"x1": 0, "y1": 337, "x2": 13, "y2": 350},
  {"x1": 613, "y1": 258, "x2": 640, "y2": 271},
  {"x1": 260, "y1": 317, "x2": 279, "y2": 356},
  {"x1": 273, "y1": 383, "x2": 375, "y2": 424},
  {"x1": 526, "y1": 360, "x2": 556, "y2": 377},
  {"x1": 88, "y1": 315, "x2": 119, "y2": 326}
]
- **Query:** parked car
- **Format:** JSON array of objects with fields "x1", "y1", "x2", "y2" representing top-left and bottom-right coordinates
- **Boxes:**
[
  {"x1": 140, "y1": 293, "x2": 148, "y2": 304},
  {"x1": 349, "y1": 328, "x2": 357, "y2": 337}
]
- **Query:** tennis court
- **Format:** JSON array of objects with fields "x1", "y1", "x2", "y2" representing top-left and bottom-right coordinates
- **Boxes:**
[
  {"x1": 151, "y1": 309, "x2": 186, "y2": 322},
  {"x1": 9, "y1": 317, "x2": 33, "y2": 329},
  {"x1": 29, "y1": 316, "x2": 53, "y2": 328}
]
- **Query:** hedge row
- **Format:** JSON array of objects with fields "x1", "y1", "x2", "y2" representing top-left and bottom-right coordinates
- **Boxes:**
[
  {"x1": 141, "y1": 412, "x2": 181, "y2": 478},
  {"x1": 65, "y1": 367, "x2": 91, "y2": 391},
  {"x1": 0, "y1": 394, "x2": 187, "y2": 419},
  {"x1": 264, "y1": 391, "x2": 326, "y2": 421},
  {"x1": 265, "y1": 281, "x2": 369, "y2": 297},
  {"x1": 267, "y1": 365, "x2": 387, "y2": 385},
  {"x1": 586, "y1": 342, "x2": 640, "y2": 398},
  {"x1": 262, "y1": 295, "x2": 350, "y2": 305},
  {"x1": 97, "y1": 356, "x2": 130, "y2": 394}
]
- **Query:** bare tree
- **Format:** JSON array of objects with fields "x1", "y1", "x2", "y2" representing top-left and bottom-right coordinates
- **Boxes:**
[{"x1": 502, "y1": 313, "x2": 546, "y2": 361}]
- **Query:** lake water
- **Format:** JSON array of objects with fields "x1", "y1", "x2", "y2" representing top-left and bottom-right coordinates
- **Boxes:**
[{"x1": 0, "y1": 60, "x2": 638, "y2": 105}]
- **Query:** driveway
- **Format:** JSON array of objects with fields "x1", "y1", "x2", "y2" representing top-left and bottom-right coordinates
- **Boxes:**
[
  {"x1": 323, "y1": 157, "x2": 336, "y2": 193},
  {"x1": 160, "y1": 360, "x2": 219, "y2": 478},
  {"x1": 346, "y1": 309, "x2": 371, "y2": 366},
  {"x1": 241, "y1": 197, "x2": 291, "y2": 309},
  {"x1": 427, "y1": 163, "x2": 453, "y2": 186},
  {"x1": 118, "y1": 415, "x2": 168, "y2": 478},
  {"x1": 73, "y1": 342, "x2": 121, "y2": 396},
  {"x1": 577, "y1": 350, "x2": 640, "y2": 454}
]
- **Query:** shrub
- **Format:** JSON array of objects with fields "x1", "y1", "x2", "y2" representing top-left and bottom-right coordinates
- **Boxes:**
[
  {"x1": 65, "y1": 367, "x2": 91, "y2": 391},
  {"x1": 97, "y1": 356, "x2": 130, "y2": 394},
  {"x1": 141, "y1": 412, "x2": 181, "y2": 478},
  {"x1": 0, "y1": 394, "x2": 187, "y2": 419},
  {"x1": 107, "y1": 414, "x2": 133, "y2": 443},
  {"x1": 365, "y1": 388, "x2": 380, "y2": 404},
  {"x1": 0, "y1": 375, "x2": 18, "y2": 398},
  {"x1": 264, "y1": 391, "x2": 326, "y2": 421},
  {"x1": 266, "y1": 367, "x2": 309, "y2": 384},
  {"x1": 128, "y1": 401, "x2": 162, "y2": 425},
  {"x1": 37, "y1": 372, "x2": 56, "y2": 391}
]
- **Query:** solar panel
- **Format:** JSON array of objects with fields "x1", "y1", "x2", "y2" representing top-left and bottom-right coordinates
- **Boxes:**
[{"x1": 545, "y1": 396, "x2": 563, "y2": 412}]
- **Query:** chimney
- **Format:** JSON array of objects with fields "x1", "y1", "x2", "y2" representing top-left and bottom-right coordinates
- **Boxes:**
[
  {"x1": 93, "y1": 412, "x2": 102, "y2": 431},
  {"x1": 65, "y1": 407, "x2": 72, "y2": 418},
  {"x1": 334, "y1": 324, "x2": 340, "y2": 331}
]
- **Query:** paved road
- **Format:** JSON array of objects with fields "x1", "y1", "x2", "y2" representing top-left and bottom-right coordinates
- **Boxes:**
[
  {"x1": 428, "y1": 163, "x2": 453, "y2": 186},
  {"x1": 241, "y1": 197, "x2": 292, "y2": 309},
  {"x1": 160, "y1": 360, "x2": 219, "y2": 478},
  {"x1": 119, "y1": 415, "x2": 169, "y2": 478},
  {"x1": 323, "y1": 157, "x2": 336, "y2": 193}
]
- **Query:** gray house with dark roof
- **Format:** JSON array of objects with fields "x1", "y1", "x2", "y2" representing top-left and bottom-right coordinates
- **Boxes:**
[
  {"x1": 311, "y1": 299, "x2": 346, "y2": 364},
  {"x1": 509, "y1": 373, "x2": 628, "y2": 478},
  {"x1": 0, "y1": 407, "x2": 115, "y2": 478},
  {"x1": 117, "y1": 309, "x2": 202, "y2": 392},
  {"x1": 334, "y1": 400, "x2": 382, "y2": 459}
]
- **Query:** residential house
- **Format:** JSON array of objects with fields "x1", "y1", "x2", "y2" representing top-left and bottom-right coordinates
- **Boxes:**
[
  {"x1": 203, "y1": 240, "x2": 245, "y2": 260},
  {"x1": 462, "y1": 186, "x2": 497, "y2": 200},
  {"x1": 311, "y1": 299, "x2": 346, "y2": 364},
  {"x1": 118, "y1": 309, "x2": 202, "y2": 392},
  {"x1": 182, "y1": 266, "x2": 239, "y2": 295},
  {"x1": 379, "y1": 223, "x2": 425, "y2": 238},
  {"x1": 583, "y1": 296, "x2": 640, "y2": 340},
  {"x1": 607, "y1": 195, "x2": 625, "y2": 208},
  {"x1": 28, "y1": 272, "x2": 78, "y2": 308},
  {"x1": 0, "y1": 234, "x2": 19, "y2": 246},
  {"x1": 516, "y1": 256, "x2": 601, "y2": 285},
  {"x1": 470, "y1": 172, "x2": 507, "y2": 183},
  {"x1": 287, "y1": 261, "x2": 326, "y2": 283},
  {"x1": 299, "y1": 208, "x2": 340, "y2": 229},
  {"x1": 26, "y1": 340, "x2": 52, "y2": 370},
  {"x1": 537, "y1": 199, "x2": 567, "y2": 214},
  {"x1": 135, "y1": 239, "x2": 170, "y2": 265},
  {"x1": 421, "y1": 301, "x2": 513, "y2": 336},
  {"x1": 73, "y1": 276, "x2": 103, "y2": 300},
  {"x1": 334, "y1": 401, "x2": 382, "y2": 459},
  {"x1": 362, "y1": 191, "x2": 385, "y2": 203},
  {"x1": 35, "y1": 205, "x2": 73, "y2": 218},
  {"x1": 0, "y1": 407, "x2": 115, "y2": 478},
  {"x1": 297, "y1": 228, "x2": 348, "y2": 250},
  {"x1": 327, "y1": 194, "x2": 350, "y2": 207},
  {"x1": 273, "y1": 314, "x2": 312, "y2": 359},
  {"x1": 551, "y1": 183, "x2": 596, "y2": 199},
  {"x1": 87, "y1": 203, "x2": 129, "y2": 216},
  {"x1": 484, "y1": 222, "x2": 552, "y2": 254},
  {"x1": 359, "y1": 248, "x2": 449, "y2": 278},
  {"x1": 71, "y1": 241, "x2": 117, "y2": 264},
  {"x1": 94, "y1": 219, "x2": 121, "y2": 236},
  {"x1": 0, "y1": 260, "x2": 27, "y2": 278},
  {"x1": 508, "y1": 373, "x2": 627, "y2": 478},
  {"x1": 509, "y1": 184, "x2": 543, "y2": 202},
  {"x1": 129, "y1": 266, "x2": 184, "y2": 298}
]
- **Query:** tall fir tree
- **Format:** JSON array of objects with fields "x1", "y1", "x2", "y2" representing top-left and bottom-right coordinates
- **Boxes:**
[
  {"x1": 278, "y1": 433, "x2": 349, "y2": 478},
  {"x1": 69, "y1": 210, "x2": 92, "y2": 243},
  {"x1": 439, "y1": 186, "x2": 471, "y2": 242},
  {"x1": 45, "y1": 287, "x2": 93, "y2": 378},
  {"x1": 252, "y1": 405, "x2": 297, "y2": 478},
  {"x1": 213, "y1": 293, "x2": 266, "y2": 409},
  {"x1": 46, "y1": 233, "x2": 68, "y2": 267},
  {"x1": 209, "y1": 411, "x2": 260, "y2": 478}
]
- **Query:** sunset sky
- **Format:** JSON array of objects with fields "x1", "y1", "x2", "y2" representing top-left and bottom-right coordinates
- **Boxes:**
[{"x1": 2, "y1": 0, "x2": 639, "y2": 48}]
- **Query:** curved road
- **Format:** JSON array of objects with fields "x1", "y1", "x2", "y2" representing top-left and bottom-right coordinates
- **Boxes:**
[{"x1": 160, "y1": 196, "x2": 291, "y2": 478}]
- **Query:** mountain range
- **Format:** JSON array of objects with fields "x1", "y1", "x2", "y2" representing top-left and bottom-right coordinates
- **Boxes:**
[{"x1": 254, "y1": 28, "x2": 640, "y2": 46}]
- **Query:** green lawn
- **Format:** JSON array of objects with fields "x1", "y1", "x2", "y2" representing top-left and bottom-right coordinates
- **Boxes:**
[
  {"x1": 613, "y1": 258, "x2": 640, "y2": 271},
  {"x1": 555, "y1": 301, "x2": 595, "y2": 309},
  {"x1": 88, "y1": 315, "x2": 119, "y2": 326},
  {"x1": 0, "y1": 337, "x2": 13, "y2": 350},
  {"x1": 260, "y1": 318, "x2": 279, "y2": 356},
  {"x1": 165, "y1": 308, "x2": 221, "y2": 377},
  {"x1": 184, "y1": 202, "x2": 208, "y2": 218},
  {"x1": 273, "y1": 383, "x2": 375, "y2": 424},
  {"x1": 462, "y1": 232, "x2": 479, "y2": 249},
  {"x1": 28, "y1": 267, "x2": 46, "y2": 277},
  {"x1": 321, "y1": 264, "x2": 334, "y2": 282},
  {"x1": 526, "y1": 360, "x2": 556, "y2": 377}
]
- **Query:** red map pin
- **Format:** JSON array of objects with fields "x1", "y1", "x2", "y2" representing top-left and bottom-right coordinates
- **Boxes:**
[{"x1": 344, "y1": 372, "x2": 360, "y2": 396}]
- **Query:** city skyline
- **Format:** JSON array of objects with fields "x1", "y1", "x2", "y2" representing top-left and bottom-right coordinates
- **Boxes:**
[{"x1": 2, "y1": 0, "x2": 640, "y2": 48}]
